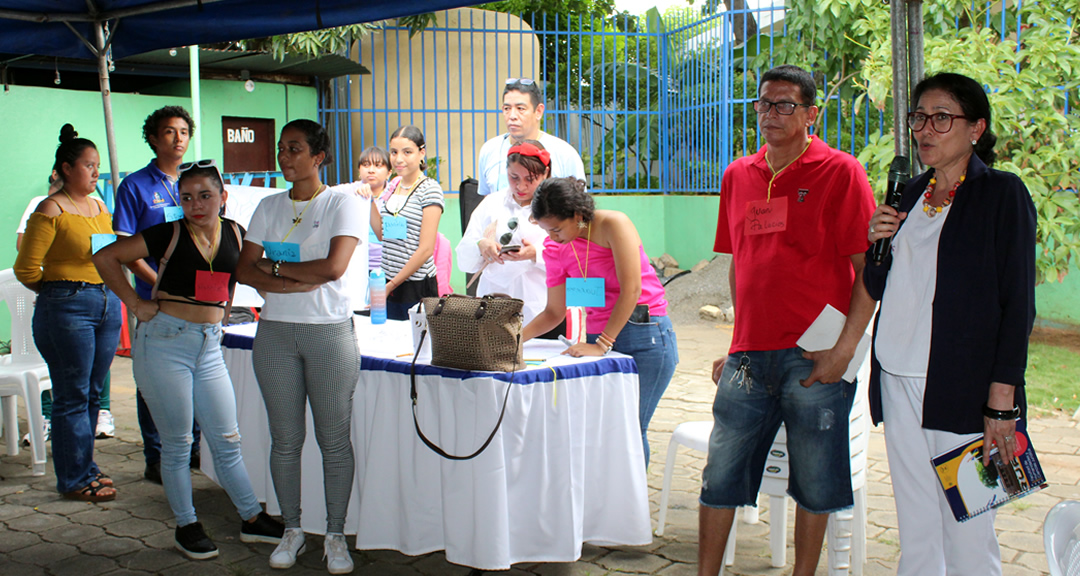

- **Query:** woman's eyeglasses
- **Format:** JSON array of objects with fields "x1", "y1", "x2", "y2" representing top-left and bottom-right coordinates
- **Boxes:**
[
  {"x1": 907, "y1": 112, "x2": 969, "y2": 133},
  {"x1": 499, "y1": 217, "x2": 518, "y2": 245},
  {"x1": 752, "y1": 99, "x2": 811, "y2": 116}
]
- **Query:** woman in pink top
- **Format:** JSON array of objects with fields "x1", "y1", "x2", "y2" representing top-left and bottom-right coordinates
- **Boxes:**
[{"x1": 523, "y1": 177, "x2": 678, "y2": 466}]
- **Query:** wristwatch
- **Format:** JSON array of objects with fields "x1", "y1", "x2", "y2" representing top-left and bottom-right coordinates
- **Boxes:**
[{"x1": 272, "y1": 261, "x2": 282, "y2": 277}]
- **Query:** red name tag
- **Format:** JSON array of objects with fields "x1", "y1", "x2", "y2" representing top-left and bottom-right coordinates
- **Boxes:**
[
  {"x1": 744, "y1": 196, "x2": 788, "y2": 235},
  {"x1": 194, "y1": 270, "x2": 230, "y2": 302}
]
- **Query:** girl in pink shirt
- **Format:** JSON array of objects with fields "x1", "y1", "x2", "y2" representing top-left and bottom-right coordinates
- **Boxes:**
[{"x1": 524, "y1": 177, "x2": 678, "y2": 466}]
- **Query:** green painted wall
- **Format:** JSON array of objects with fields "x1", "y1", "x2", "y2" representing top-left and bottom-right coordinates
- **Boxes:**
[
  {"x1": 0, "y1": 81, "x2": 317, "y2": 340},
  {"x1": 1036, "y1": 263, "x2": 1080, "y2": 328}
]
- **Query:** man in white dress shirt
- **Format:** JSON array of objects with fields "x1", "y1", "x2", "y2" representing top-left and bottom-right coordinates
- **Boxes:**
[{"x1": 475, "y1": 78, "x2": 586, "y2": 196}]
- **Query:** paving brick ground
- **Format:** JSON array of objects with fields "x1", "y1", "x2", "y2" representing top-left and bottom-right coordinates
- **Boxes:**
[{"x1": 1, "y1": 321, "x2": 1075, "y2": 575}]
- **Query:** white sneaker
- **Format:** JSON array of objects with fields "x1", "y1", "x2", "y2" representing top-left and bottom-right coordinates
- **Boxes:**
[
  {"x1": 96, "y1": 410, "x2": 115, "y2": 439},
  {"x1": 269, "y1": 528, "x2": 306, "y2": 569},
  {"x1": 21, "y1": 418, "x2": 50, "y2": 447},
  {"x1": 323, "y1": 533, "x2": 354, "y2": 574}
]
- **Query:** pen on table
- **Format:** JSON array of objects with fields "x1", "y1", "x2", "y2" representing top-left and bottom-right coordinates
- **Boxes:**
[{"x1": 558, "y1": 335, "x2": 573, "y2": 348}]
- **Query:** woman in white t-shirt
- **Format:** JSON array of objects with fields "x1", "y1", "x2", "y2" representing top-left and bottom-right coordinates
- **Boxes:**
[
  {"x1": 370, "y1": 126, "x2": 443, "y2": 320},
  {"x1": 235, "y1": 119, "x2": 364, "y2": 574}
]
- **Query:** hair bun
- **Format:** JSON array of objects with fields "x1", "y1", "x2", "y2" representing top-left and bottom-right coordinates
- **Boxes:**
[{"x1": 59, "y1": 124, "x2": 78, "y2": 144}]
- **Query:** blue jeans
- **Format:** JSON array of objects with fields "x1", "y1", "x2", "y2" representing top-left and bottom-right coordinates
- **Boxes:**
[
  {"x1": 32, "y1": 281, "x2": 121, "y2": 494},
  {"x1": 133, "y1": 312, "x2": 262, "y2": 526},
  {"x1": 589, "y1": 315, "x2": 678, "y2": 467},
  {"x1": 700, "y1": 348, "x2": 856, "y2": 514},
  {"x1": 137, "y1": 389, "x2": 200, "y2": 466}
]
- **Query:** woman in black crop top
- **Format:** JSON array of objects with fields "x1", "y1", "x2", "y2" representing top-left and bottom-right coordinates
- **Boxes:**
[{"x1": 94, "y1": 162, "x2": 285, "y2": 560}]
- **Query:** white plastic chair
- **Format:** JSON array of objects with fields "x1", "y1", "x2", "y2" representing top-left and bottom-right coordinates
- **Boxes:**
[
  {"x1": 1045, "y1": 500, "x2": 1080, "y2": 576},
  {"x1": 0, "y1": 269, "x2": 52, "y2": 476},
  {"x1": 656, "y1": 347, "x2": 872, "y2": 576}
]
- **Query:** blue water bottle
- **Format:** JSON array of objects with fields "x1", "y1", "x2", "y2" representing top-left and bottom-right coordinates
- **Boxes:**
[{"x1": 369, "y1": 270, "x2": 387, "y2": 325}]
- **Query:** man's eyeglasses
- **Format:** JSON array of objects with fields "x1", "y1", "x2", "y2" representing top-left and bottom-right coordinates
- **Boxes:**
[
  {"x1": 178, "y1": 159, "x2": 218, "y2": 174},
  {"x1": 500, "y1": 217, "x2": 518, "y2": 245},
  {"x1": 752, "y1": 99, "x2": 811, "y2": 116},
  {"x1": 906, "y1": 112, "x2": 970, "y2": 133},
  {"x1": 505, "y1": 78, "x2": 535, "y2": 86}
]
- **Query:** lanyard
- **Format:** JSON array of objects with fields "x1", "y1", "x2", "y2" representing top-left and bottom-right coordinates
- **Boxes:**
[
  {"x1": 387, "y1": 177, "x2": 426, "y2": 217},
  {"x1": 569, "y1": 222, "x2": 592, "y2": 278},
  {"x1": 282, "y1": 185, "x2": 325, "y2": 242},
  {"x1": 62, "y1": 190, "x2": 102, "y2": 234},
  {"x1": 764, "y1": 137, "x2": 812, "y2": 202},
  {"x1": 159, "y1": 174, "x2": 179, "y2": 205},
  {"x1": 184, "y1": 217, "x2": 221, "y2": 274}
]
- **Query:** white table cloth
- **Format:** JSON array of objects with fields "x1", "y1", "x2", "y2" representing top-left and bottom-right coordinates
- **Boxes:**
[{"x1": 205, "y1": 318, "x2": 652, "y2": 570}]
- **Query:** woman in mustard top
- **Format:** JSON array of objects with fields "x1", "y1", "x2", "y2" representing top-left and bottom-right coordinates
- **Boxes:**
[{"x1": 14, "y1": 125, "x2": 123, "y2": 502}]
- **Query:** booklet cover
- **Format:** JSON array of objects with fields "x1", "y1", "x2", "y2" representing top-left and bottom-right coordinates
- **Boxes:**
[{"x1": 932, "y1": 424, "x2": 1048, "y2": 523}]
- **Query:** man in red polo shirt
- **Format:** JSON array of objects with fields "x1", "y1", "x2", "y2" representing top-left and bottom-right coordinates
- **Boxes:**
[{"x1": 697, "y1": 64, "x2": 877, "y2": 576}]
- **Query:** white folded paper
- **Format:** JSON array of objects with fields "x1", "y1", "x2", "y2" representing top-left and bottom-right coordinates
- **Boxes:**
[{"x1": 796, "y1": 304, "x2": 872, "y2": 383}]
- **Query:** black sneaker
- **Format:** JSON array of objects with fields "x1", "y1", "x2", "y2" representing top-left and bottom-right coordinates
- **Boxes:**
[
  {"x1": 240, "y1": 511, "x2": 285, "y2": 544},
  {"x1": 175, "y1": 522, "x2": 219, "y2": 560},
  {"x1": 144, "y1": 462, "x2": 162, "y2": 485}
]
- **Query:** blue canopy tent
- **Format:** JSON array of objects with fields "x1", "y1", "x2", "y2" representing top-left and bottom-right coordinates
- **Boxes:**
[{"x1": 0, "y1": 0, "x2": 480, "y2": 203}]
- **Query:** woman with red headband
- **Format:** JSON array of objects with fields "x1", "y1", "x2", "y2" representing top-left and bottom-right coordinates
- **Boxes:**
[{"x1": 457, "y1": 139, "x2": 552, "y2": 324}]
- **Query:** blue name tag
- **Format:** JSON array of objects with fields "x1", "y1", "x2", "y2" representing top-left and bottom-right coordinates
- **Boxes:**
[
  {"x1": 163, "y1": 206, "x2": 185, "y2": 223},
  {"x1": 383, "y1": 215, "x2": 408, "y2": 240},
  {"x1": 566, "y1": 277, "x2": 605, "y2": 308},
  {"x1": 263, "y1": 241, "x2": 301, "y2": 262},
  {"x1": 90, "y1": 234, "x2": 117, "y2": 255}
]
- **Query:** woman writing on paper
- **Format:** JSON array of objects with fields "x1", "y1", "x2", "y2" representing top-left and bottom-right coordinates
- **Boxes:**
[
  {"x1": 865, "y1": 72, "x2": 1036, "y2": 575},
  {"x1": 457, "y1": 140, "x2": 551, "y2": 324},
  {"x1": 235, "y1": 119, "x2": 365, "y2": 574},
  {"x1": 370, "y1": 126, "x2": 443, "y2": 320},
  {"x1": 522, "y1": 177, "x2": 678, "y2": 466},
  {"x1": 94, "y1": 160, "x2": 284, "y2": 559},
  {"x1": 14, "y1": 125, "x2": 121, "y2": 502}
]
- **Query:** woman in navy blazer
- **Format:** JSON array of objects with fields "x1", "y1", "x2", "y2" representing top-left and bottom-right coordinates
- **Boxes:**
[{"x1": 864, "y1": 72, "x2": 1036, "y2": 576}]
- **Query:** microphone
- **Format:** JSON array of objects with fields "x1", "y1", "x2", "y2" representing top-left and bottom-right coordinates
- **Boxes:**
[{"x1": 870, "y1": 156, "x2": 910, "y2": 265}]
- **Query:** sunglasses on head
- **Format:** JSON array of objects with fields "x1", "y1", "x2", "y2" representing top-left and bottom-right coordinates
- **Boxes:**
[
  {"x1": 178, "y1": 159, "x2": 218, "y2": 174},
  {"x1": 505, "y1": 78, "x2": 536, "y2": 86}
]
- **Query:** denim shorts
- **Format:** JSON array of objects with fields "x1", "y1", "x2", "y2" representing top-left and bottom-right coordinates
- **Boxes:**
[{"x1": 699, "y1": 347, "x2": 855, "y2": 514}]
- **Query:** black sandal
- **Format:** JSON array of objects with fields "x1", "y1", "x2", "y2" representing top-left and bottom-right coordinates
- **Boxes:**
[
  {"x1": 95, "y1": 472, "x2": 113, "y2": 487},
  {"x1": 63, "y1": 480, "x2": 117, "y2": 502}
]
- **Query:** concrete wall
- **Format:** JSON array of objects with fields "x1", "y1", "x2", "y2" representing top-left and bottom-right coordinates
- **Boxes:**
[{"x1": 0, "y1": 80, "x2": 317, "y2": 339}]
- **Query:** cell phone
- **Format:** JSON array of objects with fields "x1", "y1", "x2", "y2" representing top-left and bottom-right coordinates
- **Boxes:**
[{"x1": 500, "y1": 244, "x2": 521, "y2": 254}]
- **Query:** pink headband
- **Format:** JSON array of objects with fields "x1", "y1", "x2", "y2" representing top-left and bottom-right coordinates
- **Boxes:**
[{"x1": 508, "y1": 143, "x2": 551, "y2": 167}]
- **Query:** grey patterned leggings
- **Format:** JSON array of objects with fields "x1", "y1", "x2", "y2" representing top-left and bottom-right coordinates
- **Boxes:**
[{"x1": 252, "y1": 319, "x2": 361, "y2": 532}]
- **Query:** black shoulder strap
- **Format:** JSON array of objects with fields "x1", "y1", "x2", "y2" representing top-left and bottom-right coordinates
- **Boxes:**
[{"x1": 409, "y1": 330, "x2": 517, "y2": 461}]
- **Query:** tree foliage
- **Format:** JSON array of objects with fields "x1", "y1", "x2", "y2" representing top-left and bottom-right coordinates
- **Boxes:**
[{"x1": 849, "y1": 1, "x2": 1080, "y2": 284}]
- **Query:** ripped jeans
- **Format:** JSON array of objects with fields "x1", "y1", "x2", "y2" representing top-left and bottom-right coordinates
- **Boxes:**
[
  {"x1": 699, "y1": 347, "x2": 855, "y2": 514},
  {"x1": 134, "y1": 312, "x2": 262, "y2": 527}
]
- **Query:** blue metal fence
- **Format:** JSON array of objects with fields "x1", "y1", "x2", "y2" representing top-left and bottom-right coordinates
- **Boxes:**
[{"x1": 318, "y1": 3, "x2": 1038, "y2": 195}]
